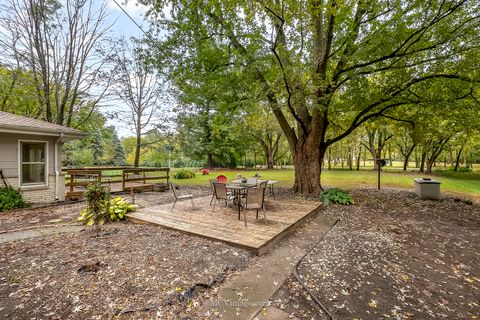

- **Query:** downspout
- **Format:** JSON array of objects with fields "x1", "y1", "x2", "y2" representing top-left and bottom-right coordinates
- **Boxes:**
[{"x1": 54, "y1": 133, "x2": 64, "y2": 201}]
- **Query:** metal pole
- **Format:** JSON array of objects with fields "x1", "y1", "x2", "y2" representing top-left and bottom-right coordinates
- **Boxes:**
[{"x1": 168, "y1": 150, "x2": 171, "y2": 168}]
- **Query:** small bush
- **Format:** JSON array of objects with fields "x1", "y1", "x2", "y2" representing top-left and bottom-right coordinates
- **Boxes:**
[
  {"x1": 106, "y1": 196, "x2": 136, "y2": 221},
  {"x1": 0, "y1": 187, "x2": 27, "y2": 211},
  {"x1": 78, "y1": 184, "x2": 135, "y2": 226},
  {"x1": 174, "y1": 169, "x2": 196, "y2": 179},
  {"x1": 320, "y1": 188, "x2": 354, "y2": 205},
  {"x1": 78, "y1": 183, "x2": 110, "y2": 226}
]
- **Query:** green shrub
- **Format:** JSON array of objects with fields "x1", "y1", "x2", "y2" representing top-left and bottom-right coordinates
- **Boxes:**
[
  {"x1": 106, "y1": 196, "x2": 136, "y2": 221},
  {"x1": 174, "y1": 169, "x2": 196, "y2": 179},
  {"x1": 78, "y1": 183, "x2": 135, "y2": 226},
  {"x1": 0, "y1": 187, "x2": 27, "y2": 211},
  {"x1": 78, "y1": 183, "x2": 110, "y2": 226},
  {"x1": 320, "y1": 188, "x2": 354, "y2": 205}
]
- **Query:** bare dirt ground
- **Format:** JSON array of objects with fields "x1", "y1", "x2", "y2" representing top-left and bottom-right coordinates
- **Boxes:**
[{"x1": 268, "y1": 188, "x2": 480, "y2": 319}]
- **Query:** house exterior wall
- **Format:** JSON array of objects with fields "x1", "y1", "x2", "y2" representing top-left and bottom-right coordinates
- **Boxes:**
[
  {"x1": 6, "y1": 175, "x2": 65, "y2": 203},
  {"x1": 0, "y1": 132, "x2": 65, "y2": 203}
]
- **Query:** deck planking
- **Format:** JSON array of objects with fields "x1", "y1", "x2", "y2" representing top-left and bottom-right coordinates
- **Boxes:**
[{"x1": 127, "y1": 195, "x2": 321, "y2": 254}]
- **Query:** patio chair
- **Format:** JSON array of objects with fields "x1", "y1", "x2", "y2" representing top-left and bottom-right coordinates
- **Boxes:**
[
  {"x1": 216, "y1": 175, "x2": 227, "y2": 183},
  {"x1": 247, "y1": 177, "x2": 258, "y2": 185},
  {"x1": 209, "y1": 178, "x2": 217, "y2": 205},
  {"x1": 241, "y1": 186, "x2": 267, "y2": 227},
  {"x1": 212, "y1": 182, "x2": 233, "y2": 212},
  {"x1": 169, "y1": 181, "x2": 195, "y2": 212}
]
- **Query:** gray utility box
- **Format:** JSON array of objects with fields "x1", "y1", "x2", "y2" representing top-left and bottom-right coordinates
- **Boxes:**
[{"x1": 414, "y1": 178, "x2": 441, "y2": 200}]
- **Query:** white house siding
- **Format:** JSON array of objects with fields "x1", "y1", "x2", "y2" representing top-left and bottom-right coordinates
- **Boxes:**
[{"x1": 0, "y1": 132, "x2": 65, "y2": 202}]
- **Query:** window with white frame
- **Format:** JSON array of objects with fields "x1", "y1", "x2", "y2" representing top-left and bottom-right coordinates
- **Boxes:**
[{"x1": 20, "y1": 141, "x2": 47, "y2": 186}]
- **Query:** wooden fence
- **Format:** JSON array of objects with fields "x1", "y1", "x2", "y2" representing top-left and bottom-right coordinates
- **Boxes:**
[{"x1": 63, "y1": 167, "x2": 170, "y2": 200}]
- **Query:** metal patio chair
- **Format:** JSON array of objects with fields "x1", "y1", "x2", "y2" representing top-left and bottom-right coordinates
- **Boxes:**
[
  {"x1": 209, "y1": 178, "x2": 217, "y2": 205},
  {"x1": 258, "y1": 180, "x2": 268, "y2": 188},
  {"x1": 169, "y1": 181, "x2": 195, "y2": 211},
  {"x1": 212, "y1": 182, "x2": 233, "y2": 212},
  {"x1": 241, "y1": 186, "x2": 267, "y2": 227}
]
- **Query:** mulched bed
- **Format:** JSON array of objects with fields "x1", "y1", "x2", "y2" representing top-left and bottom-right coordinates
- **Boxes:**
[
  {"x1": 268, "y1": 188, "x2": 480, "y2": 319},
  {"x1": 0, "y1": 224, "x2": 252, "y2": 319},
  {"x1": 0, "y1": 186, "x2": 210, "y2": 232}
]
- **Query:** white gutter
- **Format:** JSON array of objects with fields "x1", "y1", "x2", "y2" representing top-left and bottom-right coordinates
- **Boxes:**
[{"x1": 54, "y1": 133, "x2": 64, "y2": 201}]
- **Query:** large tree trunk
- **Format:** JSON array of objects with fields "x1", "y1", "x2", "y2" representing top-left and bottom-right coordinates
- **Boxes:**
[
  {"x1": 292, "y1": 139, "x2": 324, "y2": 195},
  {"x1": 265, "y1": 148, "x2": 274, "y2": 169}
]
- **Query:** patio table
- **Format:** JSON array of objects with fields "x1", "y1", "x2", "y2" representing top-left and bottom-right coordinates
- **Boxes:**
[
  {"x1": 233, "y1": 179, "x2": 279, "y2": 199},
  {"x1": 226, "y1": 183, "x2": 256, "y2": 220}
]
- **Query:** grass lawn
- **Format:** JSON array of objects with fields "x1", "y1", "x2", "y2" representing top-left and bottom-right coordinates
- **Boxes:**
[{"x1": 172, "y1": 167, "x2": 480, "y2": 200}]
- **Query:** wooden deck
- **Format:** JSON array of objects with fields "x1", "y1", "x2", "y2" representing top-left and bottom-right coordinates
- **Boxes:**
[{"x1": 127, "y1": 196, "x2": 321, "y2": 255}]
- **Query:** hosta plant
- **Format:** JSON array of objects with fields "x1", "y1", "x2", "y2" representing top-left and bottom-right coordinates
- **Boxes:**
[
  {"x1": 107, "y1": 196, "x2": 136, "y2": 221},
  {"x1": 320, "y1": 188, "x2": 354, "y2": 205},
  {"x1": 78, "y1": 188, "x2": 135, "y2": 226}
]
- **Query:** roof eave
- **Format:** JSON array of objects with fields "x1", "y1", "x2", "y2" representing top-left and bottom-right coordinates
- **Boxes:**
[{"x1": 0, "y1": 127, "x2": 88, "y2": 139}]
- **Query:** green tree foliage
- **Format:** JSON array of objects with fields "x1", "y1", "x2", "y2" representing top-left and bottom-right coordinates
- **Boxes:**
[
  {"x1": 245, "y1": 103, "x2": 288, "y2": 169},
  {"x1": 142, "y1": 0, "x2": 480, "y2": 194},
  {"x1": 63, "y1": 125, "x2": 127, "y2": 167},
  {"x1": 112, "y1": 133, "x2": 127, "y2": 166},
  {"x1": 0, "y1": 67, "x2": 39, "y2": 115},
  {"x1": 167, "y1": 32, "x2": 256, "y2": 168}
]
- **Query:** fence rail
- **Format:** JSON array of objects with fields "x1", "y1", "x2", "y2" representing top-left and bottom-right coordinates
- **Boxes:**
[{"x1": 63, "y1": 167, "x2": 170, "y2": 200}]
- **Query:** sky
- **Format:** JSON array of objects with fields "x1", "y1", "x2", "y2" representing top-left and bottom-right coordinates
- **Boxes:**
[
  {"x1": 104, "y1": 0, "x2": 153, "y2": 138},
  {"x1": 106, "y1": 0, "x2": 150, "y2": 40}
]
